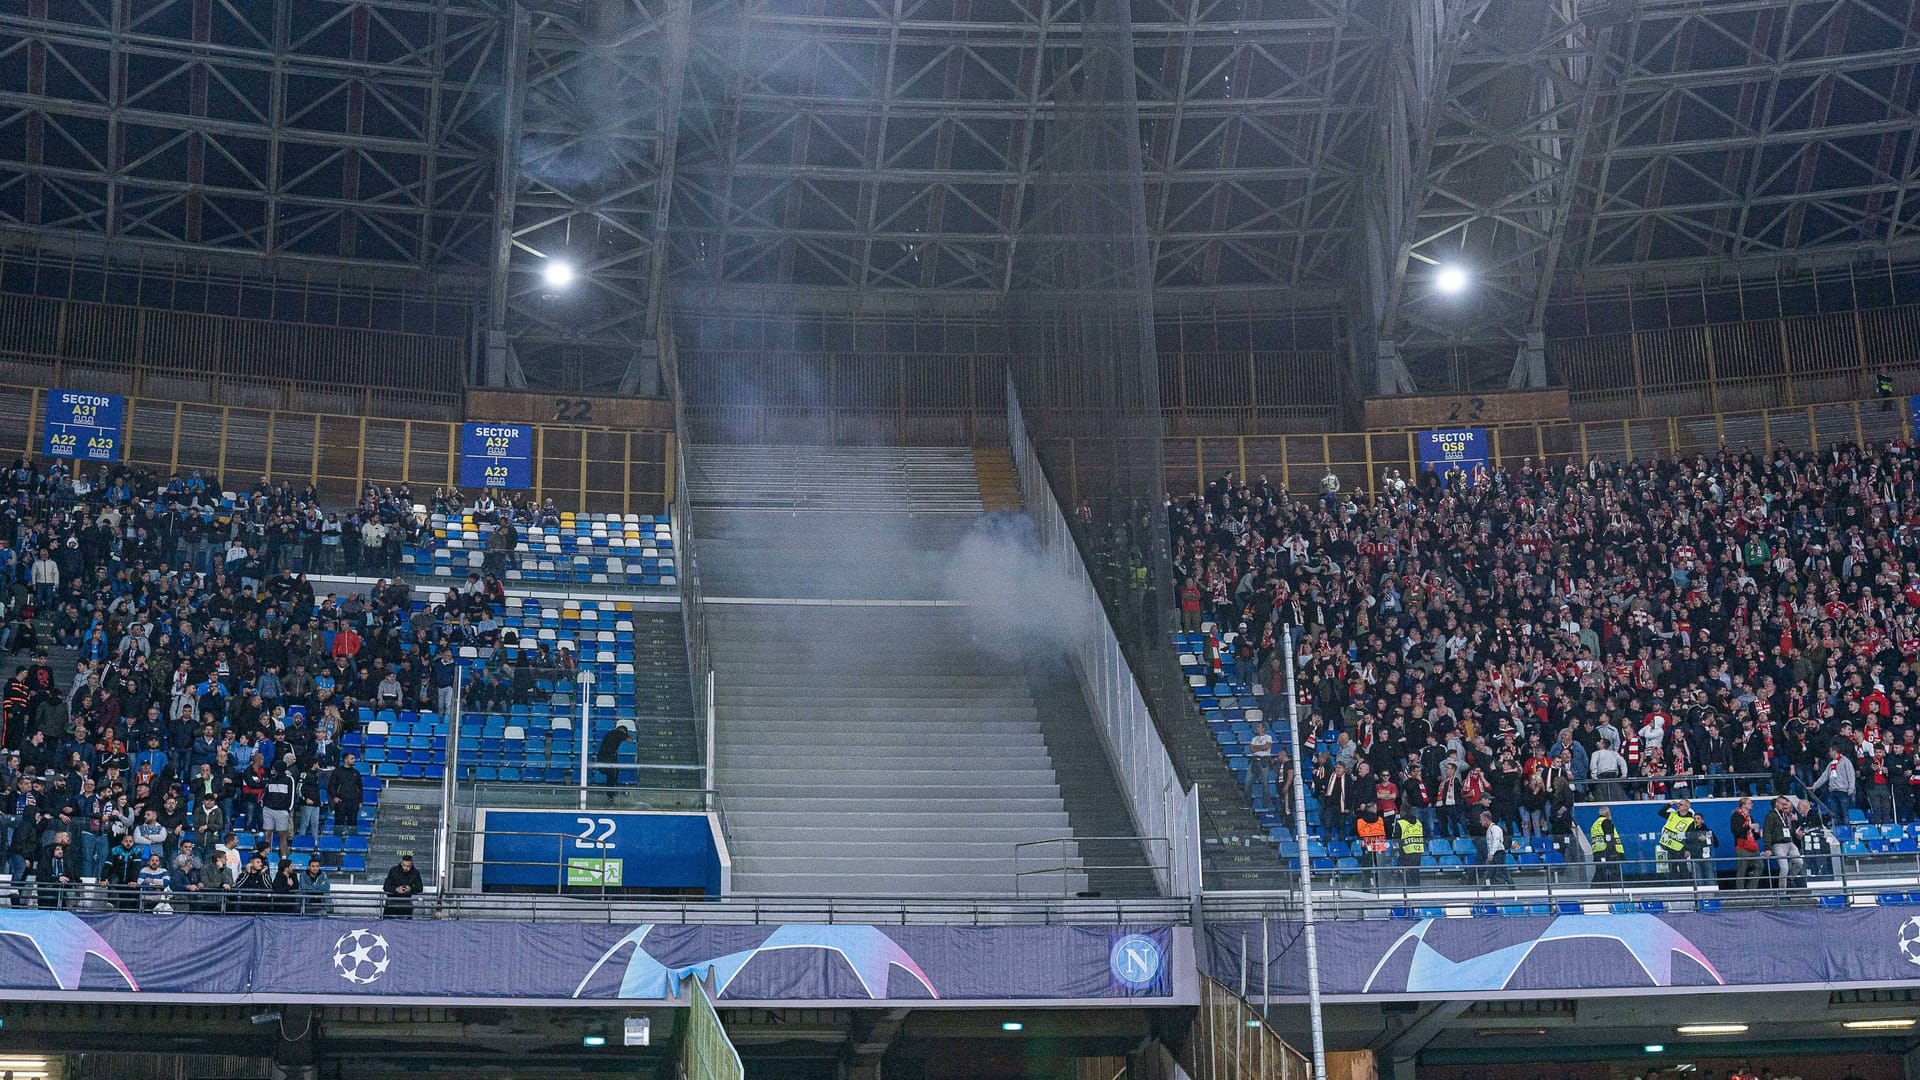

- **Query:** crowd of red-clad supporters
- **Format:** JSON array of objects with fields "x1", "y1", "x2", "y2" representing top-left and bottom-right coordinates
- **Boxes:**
[
  {"x1": 0, "y1": 459, "x2": 541, "y2": 910},
  {"x1": 1169, "y1": 441, "x2": 1920, "y2": 860}
]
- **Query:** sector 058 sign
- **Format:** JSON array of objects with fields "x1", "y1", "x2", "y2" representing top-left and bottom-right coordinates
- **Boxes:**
[
  {"x1": 1417, "y1": 426, "x2": 1487, "y2": 485},
  {"x1": 460, "y1": 423, "x2": 533, "y2": 489},
  {"x1": 42, "y1": 389, "x2": 125, "y2": 462}
]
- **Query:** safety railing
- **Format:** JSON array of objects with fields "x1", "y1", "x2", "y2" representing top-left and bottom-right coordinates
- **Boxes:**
[
  {"x1": 1186, "y1": 974, "x2": 1313, "y2": 1080},
  {"x1": 1201, "y1": 842, "x2": 1920, "y2": 921},
  {"x1": 1012, "y1": 836, "x2": 1174, "y2": 899},
  {"x1": 1567, "y1": 770, "x2": 1798, "y2": 801},
  {"x1": 1149, "y1": 391, "x2": 1914, "y2": 504},
  {"x1": 0, "y1": 878, "x2": 1196, "y2": 925},
  {"x1": 0, "y1": 380, "x2": 672, "y2": 513},
  {"x1": 663, "y1": 331, "x2": 717, "y2": 792},
  {"x1": 463, "y1": 781, "x2": 715, "y2": 813},
  {"x1": 1009, "y1": 372, "x2": 1204, "y2": 901}
]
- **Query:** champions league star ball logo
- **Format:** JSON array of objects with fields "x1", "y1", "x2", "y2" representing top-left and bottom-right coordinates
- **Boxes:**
[
  {"x1": 334, "y1": 929, "x2": 393, "y2": 985},
  {"x1": 1898, "y1": 918, "x2": 1920, "y2": 967}
]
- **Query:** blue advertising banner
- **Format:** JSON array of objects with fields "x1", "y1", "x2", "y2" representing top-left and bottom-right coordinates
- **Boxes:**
[
  {"x1": 42, "y1": 389, "x2": 125, "y2": 462},
  {"x1": 1417, "y1": 427, "x2": 1487, "y2": 484},
  {"x1": 459, "y1": 423, "x2": 533, "y2": 489},
  {"x1": 0, "y1": 910, "x2": 1177, "y2": 1005},
  {"x1": 1572, "y1": 797, "x2": 1747, "y2": 866},
  {"x1": 1209, "y1": 907, "x2": 1920, "y2": 999},
  {"x1": 475, "y1": 810, "x2": 724, "y2": 895}
]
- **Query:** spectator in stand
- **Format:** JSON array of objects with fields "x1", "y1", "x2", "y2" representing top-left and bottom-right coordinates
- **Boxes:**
[
  {"x1": 1809, "y1": 744, "x2": 1858, "y2": 826},
  {"x1": 330, "y1": 753, "x2": 364, "y2": 836},
  {"x1": 271, "y1": 858, "x2": 301, "y2": 912},
  {"x1": 234, "y1": 853, "x2": 273, "y2": 912},
  {"x1": 136, "y1": 852, "x2": 169, "y2": 908},
  {"x1": 1764, "y1": 795, "x2": 1803, "y2": 888},
  {"x1": 297, "y1": 856, "x2": 331, "y2": 914},
  {"x1": 1730, "y1": 795, "x2": 1766, "y2": 888},
  {"x1": 594, "y1": 726, "x2": 631, "y2": 790},
  {"x1": 1476, "y1": 809, "x2": 1512, "y2": 886},
  {"x1": 382, "y1": 852, "x2": 423, "y2": 917},
  {"x1": 199, "y1": 849, "x2": 236, "y2": 912},
  {"x1": 1246, "y1": 723, "x2": 1274, "y2": 790},
  {"x1": 1154, "y1": 439, "x2": 1920, "y2": 876}
]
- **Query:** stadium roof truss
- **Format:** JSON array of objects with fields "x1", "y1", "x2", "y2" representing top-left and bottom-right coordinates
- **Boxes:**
[{"x1": 2, "y1": 0, "x2": 1920, "y2": 390}]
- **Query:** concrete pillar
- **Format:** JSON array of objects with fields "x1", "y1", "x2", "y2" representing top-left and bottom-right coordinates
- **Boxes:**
[
  {"x1": 1509, "y1": 331, "x2": 1548, "y2": 389},
  {"x1": 268, "y1": 1006, "x2": 318, "y2": 1080}
]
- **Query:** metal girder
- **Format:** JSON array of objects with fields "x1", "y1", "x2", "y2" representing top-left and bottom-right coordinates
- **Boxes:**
[
  {"x1": 664, "y1": 0, "x2": 1376, "y2": 301},
  {"x1": 489, "y1": 0, "x2": 687, "y2": 391},
  {"x1": 0, "y1": 0, "x2": 505, "y2": 280},
  {"x1": 1569, "y1": 0, "x2": 1920, "y2": 291},
  {"x1": 1360, "y1": 0, "x2": 1614, "y2": 393},
  {"x1": 10, "y1": 0, "x2": 1920, "y2": 382}
]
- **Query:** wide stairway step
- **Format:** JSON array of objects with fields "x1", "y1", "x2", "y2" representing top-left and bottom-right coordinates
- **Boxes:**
[{"x1": 697, "y1": 454, "x2": 1157, "y2": 897}]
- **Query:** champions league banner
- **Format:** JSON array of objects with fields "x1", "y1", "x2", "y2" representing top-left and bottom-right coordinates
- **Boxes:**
[
  {"x1": 1209, "y1": 908, "x2": 1920, "y2": 999},
  {"x1": 0, "y1": 911, "x2": 1178, "y2": 1004}
]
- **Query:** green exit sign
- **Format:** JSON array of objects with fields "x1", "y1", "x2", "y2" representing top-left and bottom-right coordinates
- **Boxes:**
[{"x1": 567, "y1": 858, "x2": 624, "y2": 887}]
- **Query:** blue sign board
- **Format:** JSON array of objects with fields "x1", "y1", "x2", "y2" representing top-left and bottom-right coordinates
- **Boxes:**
[
  {"x1": 1573, "y1": 795, "x2": 1746, "y2": 867},
  {"x1": 42, "y1": 389, "x2": 124, "y2": 462},
  {"x1": 459, "y1": 423, "x2": 533, "y2": 489},
  {"x1": 1417, "y1": 426, "x2": 1487, "y2": 485},
  {"x1": 476, "y1": 809, "x2": 726, "y2": 896}
]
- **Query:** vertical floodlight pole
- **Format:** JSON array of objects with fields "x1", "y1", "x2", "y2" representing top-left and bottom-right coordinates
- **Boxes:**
[
  {"x1": 578, "y1": 668, "x2": 596, "y2": 809},
  {"x1": 1283, "y1": 625, "x2": 1327, "y2": 1080}
]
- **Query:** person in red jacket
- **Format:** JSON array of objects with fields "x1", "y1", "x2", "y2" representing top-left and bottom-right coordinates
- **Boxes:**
[{"x1": 331, "y1": 622, "x2": 362, "y2": 660}]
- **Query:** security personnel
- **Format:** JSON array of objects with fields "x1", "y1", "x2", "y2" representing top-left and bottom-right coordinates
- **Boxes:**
[
  {"x1": 1394, "y1": 812, "x2": 1426, "y2": 887},
  {"x1": 1589, "y1": 804, "x2": 1626, "y2": 883},
  {"x1": 1354, "y1": 802, "x2": 1389, "y2": 877},
  {"x1": 1877, "y1": 370, "x2": 1895, "y2": 398},
  {"x1": 1658, "y1": 799, "x2": 1694, "y2": 879}
]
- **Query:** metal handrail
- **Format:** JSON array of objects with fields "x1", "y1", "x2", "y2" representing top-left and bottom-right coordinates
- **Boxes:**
[
  {"x1": 1013, "y1": 836, "x2": 1175, "y2": 899},
  {"x1": 1201, "y1": 842, "x2": 1920, "y2": 921},
  {"x1": 0, "y1": 878, "x2": 1196, "y2": 924}
]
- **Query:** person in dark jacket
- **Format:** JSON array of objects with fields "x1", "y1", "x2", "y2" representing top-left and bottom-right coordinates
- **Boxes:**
[
  {"x1": 1762, "y1": 795, "x2": 1802, "y2": 888},
  {"x1": 594, "y1": 727, "x2": 631, "y2": 789},
  {"x1": 382, "y1": 852, "x2": 423, "y2": 917},
  {"x1": 102, "y1": 832, "x2": 144, "y2": 910},
  {"x1": 330, "y1": 754, "x2": 364, "y2": 836},
  {"x1": 35, "y1": 842, "x2": 72, "y2": 909},
  {"x1": 234, "y1": 854, "x2": 273, "y2": 913},
  {"x1": 271, "y1": 860, "x2": 302, "y2": 913}
]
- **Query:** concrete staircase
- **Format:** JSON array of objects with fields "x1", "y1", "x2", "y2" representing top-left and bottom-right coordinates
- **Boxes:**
[
  {"x1": 687, "y1": 445, "x2": 984, "y2": 512},
  {"x1": 365, "y1": 780, "x2": 443, "y2": 885},
  {"x1": 690, "y1": 441, "x2": 1156, "y2": 897},
  {"x1": 625, "y1": 608, "x2": 700, "y2": 768},
  {"x1": 712, "y1": 605, "x2": 1087, "y2": 896},
  {"x1": 973, "y1": 447, "x2": 1022, "y2": 511}
]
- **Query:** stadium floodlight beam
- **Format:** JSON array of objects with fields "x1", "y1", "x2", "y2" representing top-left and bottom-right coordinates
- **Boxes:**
[
  {"x1": 543, "y1": 258, "x2": 577, "y2": 289},
  {"x1": 1434, "y1": 263, "x2": 1469, "y2": 295}
]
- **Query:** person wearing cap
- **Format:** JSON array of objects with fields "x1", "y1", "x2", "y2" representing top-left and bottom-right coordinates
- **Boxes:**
[{"x1": 382, "y1": 852, "x2": 423, "y2": 918}]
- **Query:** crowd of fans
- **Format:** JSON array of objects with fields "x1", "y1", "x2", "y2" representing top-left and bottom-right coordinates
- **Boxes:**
[
  {"x1": 0, "y1": 459, "x2": 557, "y2": 910},
  {"x1": 1171, "y1": 440, "x2": 1920, "y2": 877}
]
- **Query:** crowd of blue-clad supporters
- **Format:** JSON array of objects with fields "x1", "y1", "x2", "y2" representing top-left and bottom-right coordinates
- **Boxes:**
[{"x1": 0, "y1": 459, "x2": 557, "y2": 908}]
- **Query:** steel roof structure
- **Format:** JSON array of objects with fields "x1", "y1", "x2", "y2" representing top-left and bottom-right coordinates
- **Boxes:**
[{"x1": 4, "y1": 0, "x2": 1920, "y2": 390}]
